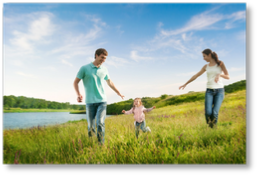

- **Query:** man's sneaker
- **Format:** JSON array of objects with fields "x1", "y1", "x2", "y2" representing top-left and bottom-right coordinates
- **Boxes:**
[{"x1": 146, "y1": 127, "x2": 151, "y2": 133}]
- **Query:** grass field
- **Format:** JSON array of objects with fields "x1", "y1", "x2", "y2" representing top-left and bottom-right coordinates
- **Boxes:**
[{"x1": 3, "y1": 90, "x2": 246, "y2": 164}]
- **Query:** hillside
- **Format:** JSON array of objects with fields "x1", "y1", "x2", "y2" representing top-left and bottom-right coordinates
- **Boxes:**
[
  {"x1": 107, "y1": 80, "x2": 246, "y2": 115},
  {"x1": 4, "y1": 80, "x2": 245, "y2": 114}
]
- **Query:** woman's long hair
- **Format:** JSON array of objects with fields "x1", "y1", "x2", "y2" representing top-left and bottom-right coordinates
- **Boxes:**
[{"x1": 202, "y1": 48, "x2": 222, "y2": 66}]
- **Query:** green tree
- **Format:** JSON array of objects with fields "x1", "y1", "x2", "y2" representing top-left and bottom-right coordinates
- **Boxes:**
[
  {"x1": 4, "y1": 96, "x2": 16, "y2": 108},
  {"x1": 160, "y1": 94, "x2": 168, "y2": 100}
]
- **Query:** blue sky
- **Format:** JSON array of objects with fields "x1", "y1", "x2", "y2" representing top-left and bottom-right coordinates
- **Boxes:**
[{"x1": 3, "y1": 3, "x2": 246, "y2": 105}]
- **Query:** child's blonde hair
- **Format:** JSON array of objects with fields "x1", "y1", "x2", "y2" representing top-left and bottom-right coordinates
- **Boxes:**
[{"x1": 132, "y1": 98, "x2": 142, "y2": 114}]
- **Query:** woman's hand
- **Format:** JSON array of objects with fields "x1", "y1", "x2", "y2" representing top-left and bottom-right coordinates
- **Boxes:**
[
  {"x1": 215, "y1": 74, "x2": 220, "y2": 83},
  {"x1": 179, "y1": 84, "x2": 187, "y2": 90},
  {"x1": 122, "y1": 110, "x2": 125, "y2": 114}
]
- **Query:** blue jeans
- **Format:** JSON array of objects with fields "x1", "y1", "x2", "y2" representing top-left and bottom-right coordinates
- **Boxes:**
[
  {"x1": 86, "y1": 102, "x2": 107, "y2": 144},
  {"x1": 205, "y1": 88, "x2": 224, "y2": 125},
  {"x1": 135, "y1": 120, "x2": 150, "y2": 138}
]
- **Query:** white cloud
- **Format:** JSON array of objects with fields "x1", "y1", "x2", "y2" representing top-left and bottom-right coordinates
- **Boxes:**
[
  {"x1": 61, "y1": 59, "x2": 73, "y2": 67},
  {"x1": 236, "y1": 31, "x2": 246, "y2": 42},
  {"x1": 225, "y1": 11, "x2": 246, "y2": 29},
  {"x1": 182, "y1": 33, "x2": 186, "y2": 41},
  {"x1": 116, "y1": 25, "x2": 124, "y2": 35},
  {"x1": 161, "y1": 10, "x2": 245, "y2": 36},
  {"x1": 84, "y1": 25, "x2": 102, "y2": 42},
  {"x1": 130, "y1": 8, "x2": 246, "y2": 63},
  {"x1": 85, "y1": 14, "x2": 107, "y2": 27},
  {"x1": 106, "y1": 56, "x2": 129, "y2": 68},
  {"x1": 9, "y1": 12, "x2": 55, "y2": 51},
  {"x1": 41, "y1": 66, "x2": 57, "y2": 71},
  {"x1": 28, "y1": 15, "x2": 54, "y2": 40},
  {"x1": 130, "y1": 51, "x2": 153, "y2": 62},
  {"x1": 176, "y1": 71, "x2": 197, "y2": 77},
  {"x1": 158, "y1": 22, "x2": 163, "y2": 28},
  {"x1": 16, "y1": 71, "x2": 36, "y2": 78},
  {"x1": 160, "y1": 12, "x2": 224, "y2": 36},
  {"x1": 48, "y1": 14, "x2": 107, "y2": 61},
  {"x1": 228, "y1": 11, "x2": 246, "y2": 21},
  {"x1": 228, "y1": 67, "x2": 245, "y2": 72}
]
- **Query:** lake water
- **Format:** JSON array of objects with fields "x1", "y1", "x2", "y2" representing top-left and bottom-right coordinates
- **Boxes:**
[{"x1": 3, "y1": 112, "x2": 112, "y2": 130}]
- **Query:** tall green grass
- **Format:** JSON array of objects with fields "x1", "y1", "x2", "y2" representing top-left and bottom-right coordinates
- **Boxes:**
[{"x1": 3, "y1": 90, "x2": 246, "y2": 164}]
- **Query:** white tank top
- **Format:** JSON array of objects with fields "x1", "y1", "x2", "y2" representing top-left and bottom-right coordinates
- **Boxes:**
[{"x1": 205, "y1": 64, "x2": 224, "y2": 89}]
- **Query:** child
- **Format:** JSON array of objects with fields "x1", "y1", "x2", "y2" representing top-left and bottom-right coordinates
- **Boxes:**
[{"x1": 122, "y1": 98, "x2": 156, "y2": 138}]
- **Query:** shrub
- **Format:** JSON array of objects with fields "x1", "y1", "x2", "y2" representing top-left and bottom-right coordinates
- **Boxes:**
[{"x1": 160, "y1": 94, "x2": 168, "y2": 100}]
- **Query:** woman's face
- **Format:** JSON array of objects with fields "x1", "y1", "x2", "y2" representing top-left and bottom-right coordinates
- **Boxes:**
[
  {"x1": 134, "y1": 99, "x2": 141, "y2": 107},
  {"x1": 202, "y1": 53, "x2": 211, "y2": 62}
]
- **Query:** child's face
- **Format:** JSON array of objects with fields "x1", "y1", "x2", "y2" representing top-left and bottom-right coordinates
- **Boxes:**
[{"x1": 134, "y1": 99, "x2": 141, "y2": 107}]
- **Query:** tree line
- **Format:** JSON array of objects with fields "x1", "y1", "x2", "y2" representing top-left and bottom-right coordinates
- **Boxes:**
[
  {"x1": 3, "y1": 80, "x2": 246, "y2": 113},
  {"x1": 106, "y1": 80, "x2": 246, "y2": 115},
  {"x1": 3, "y1": 96, "x2": 85, "y2": 110}
]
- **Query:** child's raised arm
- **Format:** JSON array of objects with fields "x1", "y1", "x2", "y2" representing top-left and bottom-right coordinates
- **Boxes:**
[
  {"x1": 143, "y1": 106, "x2": 156, "y2": 113},
  {"x1": 122, "y1": 108, "x2": 133, "y2": 115}
]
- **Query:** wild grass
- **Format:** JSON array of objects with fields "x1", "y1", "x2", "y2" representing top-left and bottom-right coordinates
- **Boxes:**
[{"x1": 3, "y1": 90, "x2": 246, "y2": 164}]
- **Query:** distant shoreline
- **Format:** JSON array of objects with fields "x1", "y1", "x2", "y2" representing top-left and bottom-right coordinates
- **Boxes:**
[{"x1": 4, "y1": 108, "x2": 75, "y2": 113}]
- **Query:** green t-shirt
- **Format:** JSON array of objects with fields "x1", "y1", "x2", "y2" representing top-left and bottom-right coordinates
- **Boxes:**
[{"x1": 76, "y1": 62, "x2": 110, "y2": 104}]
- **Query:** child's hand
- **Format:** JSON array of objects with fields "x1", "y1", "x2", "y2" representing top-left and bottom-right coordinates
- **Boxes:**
[
  {"x1": 122, "y1": 110, "x2": 125, "y2": 113},
  {"x1": 153, "y1": 106, "x2": 156, "y2": 109}
]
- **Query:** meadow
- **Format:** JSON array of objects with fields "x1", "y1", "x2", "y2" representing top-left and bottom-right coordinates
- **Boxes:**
[{"x1": 3, "y1": 90, "x2": 246, "y2": 164}]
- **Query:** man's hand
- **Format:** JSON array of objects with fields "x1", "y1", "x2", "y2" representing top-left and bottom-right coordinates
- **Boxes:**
[
  {"x1": 106, "y1": 79, "x2": 125, "y2": 100},
  {"x1": 153, "y1": 106, "x2": 156, "y2": 109},
  {"x1": 122, "y1": 110, "x2": 125, "y2": 113},
  {"x1": 77, "y1": 95, "x2": 83, "y2": 103},
  {"x1": 118, "y1": 93, "x2": 125, "y2": 100}
]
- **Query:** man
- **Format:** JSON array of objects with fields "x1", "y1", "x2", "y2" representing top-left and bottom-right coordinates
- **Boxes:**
[{"x1": 73, "y1": 48, "x2": 124, "y2": 144}]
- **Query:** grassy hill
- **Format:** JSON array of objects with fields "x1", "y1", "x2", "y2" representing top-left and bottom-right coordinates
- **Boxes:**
[
  {"x1": 3, "y1": 89, "x2": 246, "y2": 164},
  {"x1": 107, "y1": 80, "x2": 246, "y2": 115}
]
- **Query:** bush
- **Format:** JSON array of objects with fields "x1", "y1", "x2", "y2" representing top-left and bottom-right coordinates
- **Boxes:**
[{"x1": 160, "y1": 94, "x2": 168, "y2": 100}]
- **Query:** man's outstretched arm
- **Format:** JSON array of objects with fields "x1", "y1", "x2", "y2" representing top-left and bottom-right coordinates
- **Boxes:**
[
  {"x1": 106, "y1": 79, "x2": 124, "y2": 100},
  {"x1": 73, "y1": 77, "x2": 83, "y2": 102}
]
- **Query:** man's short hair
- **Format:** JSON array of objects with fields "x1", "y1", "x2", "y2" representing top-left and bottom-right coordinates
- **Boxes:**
[{"x1": 95, "y1": 48, "x2": 108, "y2": 59}]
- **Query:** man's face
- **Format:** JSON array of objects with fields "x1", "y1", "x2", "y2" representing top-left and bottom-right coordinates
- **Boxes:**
[{"x1": 95, "y1": 53, "x2": 107, "y2": 65}]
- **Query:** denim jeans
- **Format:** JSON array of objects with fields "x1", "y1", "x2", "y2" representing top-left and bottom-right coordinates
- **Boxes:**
[
  {"x1": 86, "y1": 102, "x2": 107, "y2": 144},
  {"x1": 205, "y1": 88, "x2": 224, "y2": 125},
  {"x1": 135, "y1": 120, "x2": 150, "y2": 138}
]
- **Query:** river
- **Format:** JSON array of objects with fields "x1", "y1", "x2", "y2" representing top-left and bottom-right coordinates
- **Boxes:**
[{"x1": 3, "y1": 112, "x2": 112, "y2": 130}]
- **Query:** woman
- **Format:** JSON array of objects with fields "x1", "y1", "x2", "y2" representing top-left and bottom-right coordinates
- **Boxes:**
[{"x1": 179, "y1": 49, "x2": 230, "y2": 128}]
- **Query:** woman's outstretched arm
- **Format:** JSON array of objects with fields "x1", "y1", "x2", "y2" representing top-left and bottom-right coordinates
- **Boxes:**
[{"x1": 179, "y1": 65, "x2": 207, "y2": 90}]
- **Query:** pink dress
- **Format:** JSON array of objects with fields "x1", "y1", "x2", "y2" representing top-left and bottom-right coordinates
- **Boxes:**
[{"x1": 124, "y1": 106, "x2": 154, "y2": 123}]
